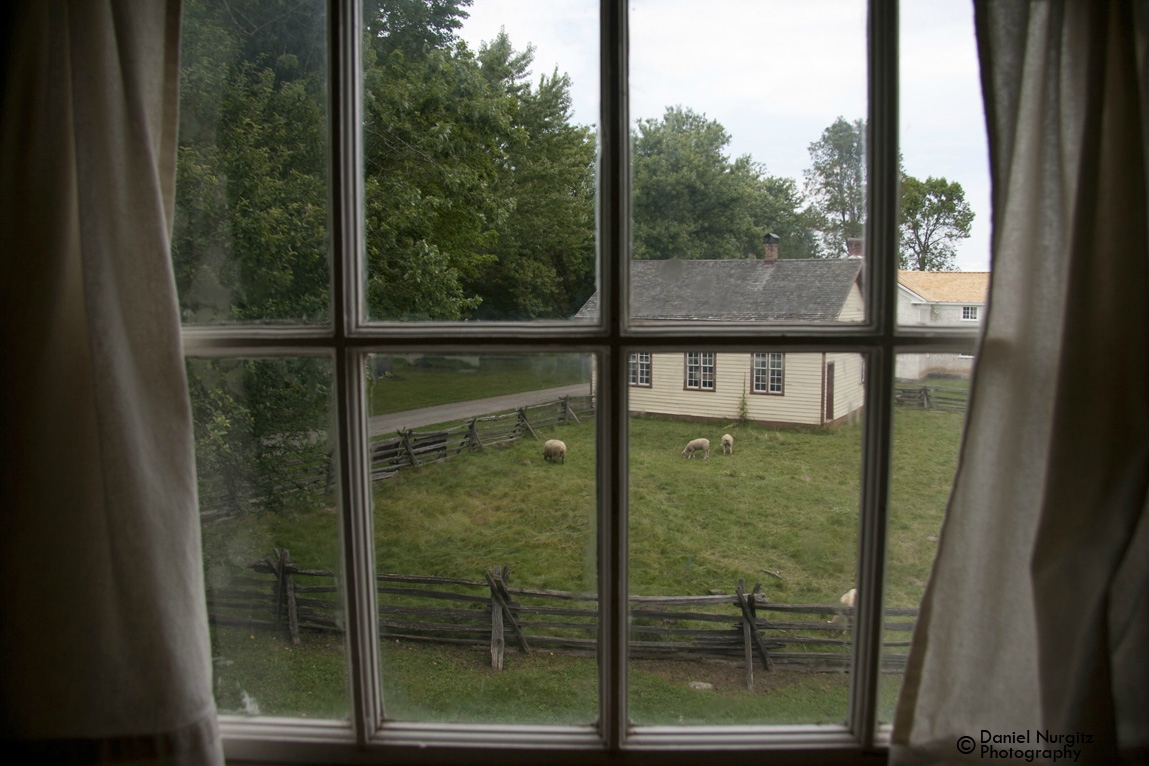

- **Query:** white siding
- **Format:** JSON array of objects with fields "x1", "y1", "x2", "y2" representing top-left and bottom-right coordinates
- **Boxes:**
[
  {"x1": 826, "y1": 352, "x2": 865, "y2": 423},
  {"x1": 627, "y1": 352, "x2": 864, "y2": 426},
  {"x1": 837, "y1": 282, "x2": 865, "y2": 322},
  {"x1": 896, "y1": 352, "x2": 974, "y2": 381},
  {"x1": 896, "y1": 286, "x2": 931, "y2": 325}
]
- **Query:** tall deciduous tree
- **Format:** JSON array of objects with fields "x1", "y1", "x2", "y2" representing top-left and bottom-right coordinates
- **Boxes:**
[
  {"x1": 466, "y1": 32, "x2": 596, "y2": 319},
  {"x1": 804, "y1": 116, "x2": 866, "y2": 257},
  {"x1": 899, "y1": 175, "x2": 975, "y2": 270},
  {"x1": 632, "y1": 106, "x2": 814, "y2": 260}
]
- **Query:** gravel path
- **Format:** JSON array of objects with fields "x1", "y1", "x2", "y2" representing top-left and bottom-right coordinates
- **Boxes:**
[{"x1": 367, "y1": 382, "x2": 592, "y2": 437}]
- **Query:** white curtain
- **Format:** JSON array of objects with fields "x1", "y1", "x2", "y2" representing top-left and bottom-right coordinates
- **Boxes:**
[
  {"x1": 0, "y1": 1, "x2": 222, "y2": 763},
  {"x1": 892, "y1": 1, "x2": 1149, "y2": 764}
]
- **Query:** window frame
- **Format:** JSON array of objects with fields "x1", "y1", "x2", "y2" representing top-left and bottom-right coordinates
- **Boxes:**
[
  {"x1": 752, "y1": 352, "x2": 785, "y2": 395},
  {"x1": 629, "y1": 352, "x2": 651, "y2": 387},
  {"x1": 180, "y1": 0, "x2": 983, "y2": 761},
  {"x1": 683, "y1": 352, "x2": 716, "y2": 391},
  {"x1": 962, "y1": 305, "x2": 979, "y2": 321}
]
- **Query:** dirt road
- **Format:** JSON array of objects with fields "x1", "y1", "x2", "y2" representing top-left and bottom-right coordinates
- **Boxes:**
[{"x1": 367, "y1": 383, "x2": 592, "y2": 437}]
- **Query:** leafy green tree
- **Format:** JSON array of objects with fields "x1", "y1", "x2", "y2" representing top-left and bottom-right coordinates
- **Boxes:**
[
  {"x1": 361, "y1": 2, "x2": 507, "y2": 320},
  {"x1": 632, "y1": 106, "x2": 814, "y2": 261},
  {"x1": 174, "y1": 0, "x2": 328, "y2": 323},
  {"x1": 899, "y1": 175, "x2": 975, "y2": 271},
  {"x1": 466, "y1": 32, "x2": 596, "y2": 318},
  {"x1": 804, "y1": 116, "x2": 866, "y2": 257},
  {"x1": 174, "y1": 1, "x2": 601, "y2": 517},
  {"x1": 752, "y1": 175, "x2": 823, "y2": 260}
]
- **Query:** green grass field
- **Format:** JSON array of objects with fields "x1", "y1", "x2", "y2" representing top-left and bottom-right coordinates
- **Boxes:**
[{"x1": 203, "y1": 405, "x2": 964, "y2": 726}]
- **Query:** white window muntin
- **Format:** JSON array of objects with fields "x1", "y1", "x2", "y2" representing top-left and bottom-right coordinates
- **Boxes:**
[
  {"x1": 685, "y1": 352, "x2": 715, "y2": 391},
  {"x1": 752, "y1": 352, "x2": 784, "y2": 394},
  {"x1": 630, "y1": 352, "x2": 651, "y2": 386},
  {"x1": 178, "y1": 0, "x2": 983, "y2": 758}
]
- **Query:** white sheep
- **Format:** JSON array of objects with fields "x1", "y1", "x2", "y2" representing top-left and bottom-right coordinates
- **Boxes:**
[
  {"x1": 721, "y1": 433, "x2": 733, "y2": 455},
  {"x1": 681, "y1": 438, "x2": 710, "y2": 459},
  {"x1": 829, "y1": 588, "x2": 856, "y2": 625},
  {"x1": 542, "y1": 439, "x2": 567, "y2": 464}
]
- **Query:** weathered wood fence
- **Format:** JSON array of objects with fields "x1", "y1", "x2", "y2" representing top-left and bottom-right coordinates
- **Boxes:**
[
  {"x1": 894, "y1": 385, "x2": 968, "y2": 412},
  {"x1": 207, "y1": 553, "x2": 916, "y2": 686},
  {"x1": 200, "y1": 395, "x2": 594, "y2": 521},
  {"x1": 369, "y1": 395, "x2": 592, "y2": 481}
]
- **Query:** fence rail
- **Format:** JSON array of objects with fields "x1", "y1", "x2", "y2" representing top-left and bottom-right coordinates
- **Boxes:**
[
  {"x1": 200, "y1": 395, "x2": 594, "y2": 520},
  {"x1": 207, "y1": 552, "x2": 917, "y2": 687}
]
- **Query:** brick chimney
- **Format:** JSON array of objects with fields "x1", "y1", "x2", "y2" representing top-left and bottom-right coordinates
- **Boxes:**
[
  {"x1": 763, "y1": 233, "x2": 780, "y2": 262},
  {"x1": 846, "y1": 237, "x2": 863, "y2": 258}
]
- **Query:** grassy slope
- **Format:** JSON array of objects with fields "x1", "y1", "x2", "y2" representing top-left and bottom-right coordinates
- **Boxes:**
[{"x1": 204, "y1": 406, "x2": 964, "y2": 724}]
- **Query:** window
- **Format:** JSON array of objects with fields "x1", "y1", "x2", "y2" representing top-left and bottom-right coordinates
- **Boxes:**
[
  {"x1": 176, "y1": 0, "x2": 983, "y2": 760},
  {"x1": 684, "y1": 352, "x2": 715, "y2": 391},
  {"x1": 752, "y1": 352, "x2": 785, "y2": 395},
  {"x1": 629, "y1": 352, "x2": 651, "y2": 386},
  {"x1": 962, "y1": 305, "x2": 979, "y2": 321}
]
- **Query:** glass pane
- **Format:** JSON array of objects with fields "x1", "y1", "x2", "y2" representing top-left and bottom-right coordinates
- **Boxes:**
[
  {"x1": 878, "y1": 353, "x2": 973, "y2": 724},
  {"x1": 363, "y1": 1, "x2": 600, "y2": 322},
  {"x1": 897, "y1": 0, "x2": 989, "y2": 313},
  {"x1": 175, "y1": 1, "x2": 330, "y2": 324},
  {"x1": 628, "y1": 351, "x2": 864, "y2": 725},
  {"x1": 189, "y1": 356, "x2": 347, "y2": 719},
  {"x1": 629, "y1": 0, "x2": 866, "y2": 325},
  {"x1": 368, "y1": 353, "x2": 597, "y2": 723}
]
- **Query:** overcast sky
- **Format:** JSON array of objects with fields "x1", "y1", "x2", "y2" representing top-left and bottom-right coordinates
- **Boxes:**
[{"x1": 459, "y1": 1, "x2": 991, "y2": 272}]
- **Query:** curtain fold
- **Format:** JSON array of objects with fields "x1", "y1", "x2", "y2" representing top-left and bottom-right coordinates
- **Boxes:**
[
  {"x1": 892, "y1": 1, "x2": 1149, "y2": 763},
  {"x1": 0, "y1": 2, "x2": 222, "y2": 763}
]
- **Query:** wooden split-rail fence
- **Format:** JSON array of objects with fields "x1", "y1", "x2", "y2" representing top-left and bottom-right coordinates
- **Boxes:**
[
  {"x1": 894, "y1": 384, "x2": 969, "y2": 412},
  {"x1": 368, "y1": 395, "x2": 592, "y2": 481},
  {"x1": 206, "y1": 551, "x2": 918, "y2": 688},
  {"x1": 199, "y1": 395, "x2": 594, "y2": 521}
]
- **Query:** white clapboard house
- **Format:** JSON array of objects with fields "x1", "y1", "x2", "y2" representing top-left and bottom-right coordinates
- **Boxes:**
[
  {"x1": 896, "y1": 270, "x2": 990, "y2": 380},
  {"x1": 575, "y1": 250, "x2": 866, "y2": 427}
]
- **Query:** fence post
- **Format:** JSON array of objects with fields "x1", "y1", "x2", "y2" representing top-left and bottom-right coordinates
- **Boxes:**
[
  {"x1": 486, "y1": 566, "x2": 531, "y2": 656},
  {"x1": 488, "y1": 566, "x2": 505, "y2": 670},
  {"x1": 399, "y1": 429, "x2": 420, "y2": 466},
  {"x1": 739, "y1": 579, "x2": 753, "y2": 690},
  {"x1": 922, "y1": 386, "x2": 931, "y2": 410},
  {"x1": 467, "y1": 418, "x2": 484, "y2": 452},
  {"x1": 283, "y1": 549, "x2": 300, "y2": 645},
  {"x1": 270, "y1": 549, "x2": 285, "y2": 628},
  {"x1": 736, "y1": 580, "x2": 772, "y2": 673},
  {"x1": 517, "y1": 408, "x2": 539, "y2": 440},
  {"x1": 562, "y1": 395, "x2": 581, "y2": 425}
]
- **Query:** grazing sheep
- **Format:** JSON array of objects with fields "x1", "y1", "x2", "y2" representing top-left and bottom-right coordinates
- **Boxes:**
[
  {"x1": 681, "y1": 438, "x2": 710, "y2": 459},
  {"x1": 543, "y1": 439, "x2": 567, "y2": 464},
  {"x1": 829, "y1": 588, "x2": 856, "y2": 625},
  {"x1": 721, "y1": 433, "x2": 734, "y2": 455}
]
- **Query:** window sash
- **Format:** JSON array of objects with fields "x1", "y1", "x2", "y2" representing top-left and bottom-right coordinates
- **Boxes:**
[
  {"x1": 630, "y1": 352, "x2": 651, "y2": 386},
  {"x1": 769, "y1": 353, "x2": 784, "y2": 394},
  {"x1": 181, "y1": 0, "x2": 982, "y2": 758},
  {"x1": 685, "y1": 352, "x2": 715, "y2": 391},
  {"x1": 752, "y1": 352, "x2": 784, "y2": 395}
]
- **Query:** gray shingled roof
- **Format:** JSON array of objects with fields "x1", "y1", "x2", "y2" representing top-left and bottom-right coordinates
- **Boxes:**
[{"x1": 574, "y1": 258, "x2": 863, "y2": 321}]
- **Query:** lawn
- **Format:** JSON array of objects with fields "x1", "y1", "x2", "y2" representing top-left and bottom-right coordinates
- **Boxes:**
[{"x1": 202, "y1": 405, "x2": 964, "y2": 725}]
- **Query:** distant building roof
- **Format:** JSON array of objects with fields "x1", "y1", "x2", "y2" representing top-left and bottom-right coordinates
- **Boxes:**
[
  {"x1": 574, "y1": 258, "x2": 862, "y2": 322},
  {"x1": 897, "y1": 270, "x2": 990, "y2": 303}
]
